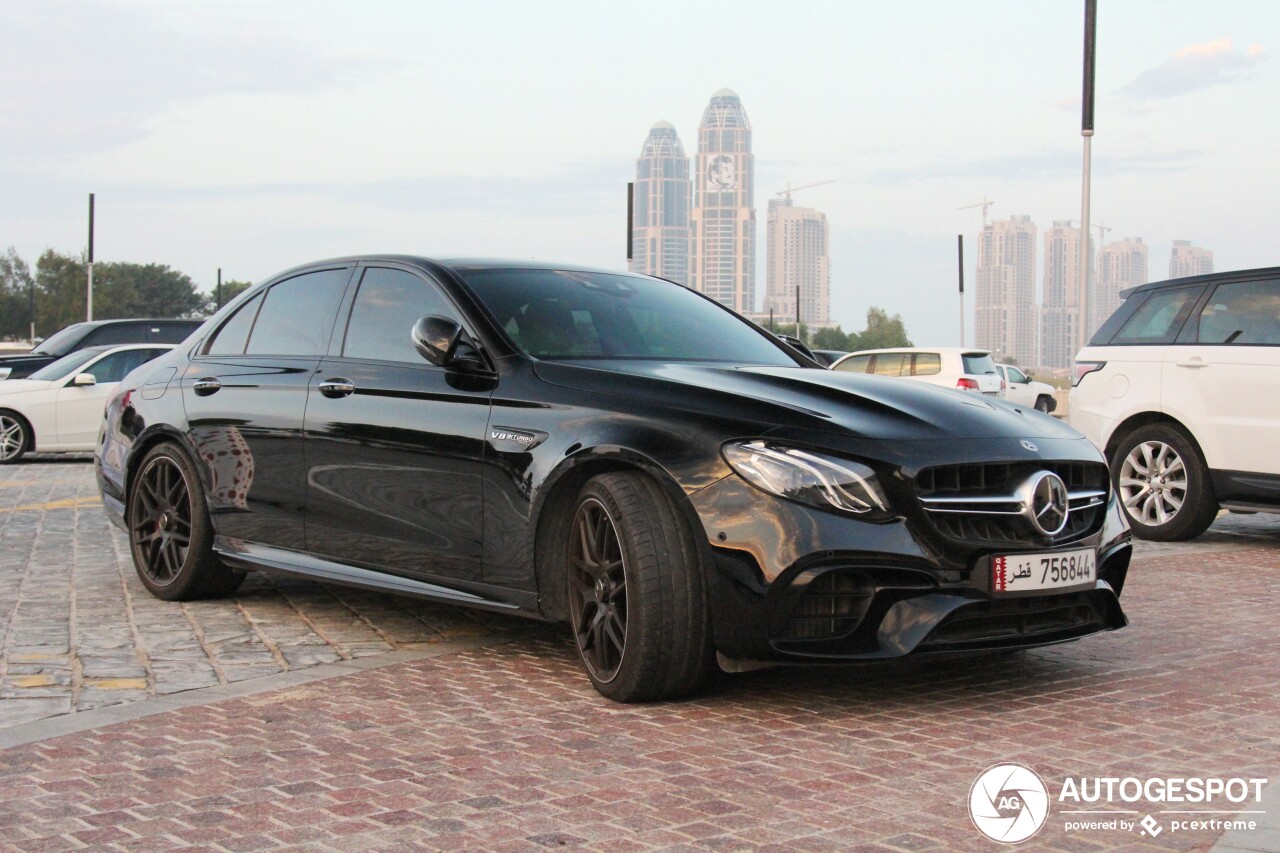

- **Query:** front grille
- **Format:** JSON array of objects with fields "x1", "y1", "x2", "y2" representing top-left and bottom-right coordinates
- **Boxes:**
[
  {"x1": 919, "y1": 592, "x2": 1105, "y2": 650},
  {"x1": 776, "y1": 572, "x2": 874, "y2": 642},
  {"x1": 915, "y1": 460, "x2": 1108, "y2": 546}
]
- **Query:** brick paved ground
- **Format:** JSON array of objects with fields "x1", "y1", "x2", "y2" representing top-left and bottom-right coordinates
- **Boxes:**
[{"x1": 1, "y1": 458, "x2": 1278, "y2": 851}]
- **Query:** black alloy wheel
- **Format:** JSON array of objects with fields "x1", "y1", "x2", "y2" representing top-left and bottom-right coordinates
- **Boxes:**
[
  {"x1": 566, "y1": 472, "x2": 713, "y2": 702},
  {"x1": 0, "y1": 412, "x2": 28, "y2": 463},
  {"x1": 127, "y1": 444, "x2": 244, "y2": 600},
  {"x1": 568, "y1": 496, "x2": 628, "y2": 683}
]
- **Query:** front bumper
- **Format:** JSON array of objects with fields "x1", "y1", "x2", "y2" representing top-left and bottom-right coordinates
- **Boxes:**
[{"x1": 690, "y1": 458, "x2": 1131, "y2": 664}]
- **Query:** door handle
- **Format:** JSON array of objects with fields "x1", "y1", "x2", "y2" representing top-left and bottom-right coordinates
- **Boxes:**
[
  {"x1": 318, "y1": 378, "x2": 356, "y2": 398},
  {"x1": 1175, "y1": 359, "x2": 1208, "y2": 368},
  {"x1": 193, "y1": 377, "x2": 222, "y2": 396}
]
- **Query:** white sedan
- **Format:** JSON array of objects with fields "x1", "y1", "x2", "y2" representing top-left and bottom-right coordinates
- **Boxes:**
[{"x1": 0, "y1": 344, "x2": 173, "y2": 463}]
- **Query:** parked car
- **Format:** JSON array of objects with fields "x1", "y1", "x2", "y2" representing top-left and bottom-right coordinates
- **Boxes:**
[
  {"x1": 830, "y1": 347, "x2": 1005, "y2": 396},
  {"x1": 812, "y1": 349, "x2": 849, "y2": 367},
  {"x1": 0, "y1": 344, "x2": 173, "y2": 463},
  {"x1": 996, "y1": 363, "x2": 1057, "y2": 413},
  {"x1": 97, "y1": 257, "x2": 1131, "y2": 701},
  {"x1": 1071, "y1": 267, "x2": 1280, "y2": 541},
  {"x1": 0, "y1": 318, "x2": 201, "y2": 380}
]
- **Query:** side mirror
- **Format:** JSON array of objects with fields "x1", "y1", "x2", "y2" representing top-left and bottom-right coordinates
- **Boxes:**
[
  {"x1": 411, "y1": 315, "x2": 463, "y2": 367},
  {"x1": 72, "y1": 373, "x2": 97, "y2": 387}
]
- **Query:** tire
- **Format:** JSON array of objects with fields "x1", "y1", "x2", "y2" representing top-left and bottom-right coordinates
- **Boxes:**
[
  {"x1": 127, "y1": 443, "x2": 245, "y2": 600},
  {"x1": 0, "y1": 411, "x2": 29, "y2": 464},
  {"x1": 1111, "y1": 423, "x2": 1218, "y2": 541},
  {"x1": 565, "y1": 472, "x2": 712, "y2": 702},
  {"x1": 1034, "y1": 395, "x2": 1053, "y2": 413}
]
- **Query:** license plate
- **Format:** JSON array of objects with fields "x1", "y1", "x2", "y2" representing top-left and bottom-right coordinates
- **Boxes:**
[{"x1": 991, "y1": 548, "x2": 1096, "y2": 594}]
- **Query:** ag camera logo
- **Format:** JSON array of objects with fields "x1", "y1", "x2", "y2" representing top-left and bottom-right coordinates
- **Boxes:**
[{"x1": 969, "y1": 763, "x2": 1050, "y2": 843}]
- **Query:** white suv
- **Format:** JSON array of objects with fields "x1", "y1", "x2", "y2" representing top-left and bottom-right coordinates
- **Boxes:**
[
  {"x1": 1070, "y1": 267, "x2": 1280, "y2": 540},
  {"x1": 830, "y1": 347, "x2": 1004, "y2": 396},
  {"x1": 995, "y1": 363, "x2": 1058, "y2": 413}
]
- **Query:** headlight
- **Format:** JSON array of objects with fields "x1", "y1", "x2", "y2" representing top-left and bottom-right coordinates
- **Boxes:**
[{"x1": 722, "y1": 440, "x2": 893, "y2": 519}]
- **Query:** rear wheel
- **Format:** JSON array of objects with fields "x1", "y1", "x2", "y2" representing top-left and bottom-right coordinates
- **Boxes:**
[
  {"x1": 0, "y1": 412, "x2": 29, "y2": 463},
  {"x1": 566, "y1": 472, "x2": 712, "y2": 702},
  {"x1": 1111, "y1": 423, "x2": 1218, "y2": 541},
  {"x1": 127, "y1": 443, "x2": 244, "y2": 600}
]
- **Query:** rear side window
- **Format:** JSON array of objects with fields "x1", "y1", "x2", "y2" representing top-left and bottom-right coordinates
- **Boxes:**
[
  {"x1": 1110, "y1": 286, "x2": 1200, "y2": 345},
  {"x1": 81, "y1": 348, "x2": 166, "y2": 384},
  {"x1": 911, "y1": 353, "x2": 941, "y2": 376},
  {"x1": 342, "y1": 268, "x2": 454, "y2": 363},
  {"x1": 833, "y1": 354, "x2": 871, "y2": 373},
  {"x1": 245, "y1": 269, "x2": 350, "y2": 357},
  {"x1": 961, "y1": 353, "x2": 996, "y2": 374},
  {"x1": 82, "y1": 324, "x2": 144, "y2": 347},
  {"x1": 872, "y1": 353, "x2": 906, "y2": 376},
  {"x1": 1196, "y1": 280, "x2": 1280, "y2": 345},
  {"x1": 205, "y1": 293, "x2": 263, "y2": 356}
]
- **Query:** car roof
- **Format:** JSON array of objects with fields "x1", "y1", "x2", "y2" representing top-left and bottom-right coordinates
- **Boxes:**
[
  {"x1": 78, "y1": 343, "x2": 177, "y2": 356},
  {"x1": 78, "y1": 318, "x2": 202, "y2": 328},
  {"x1": 271, "y1": 255, "x2": 638, "y2": 278},
  {"x1": 843, "y1": 347, "x2": 992, "y2": 356},
  {"x1": 1119, "y1": 265, "x2": 1280, "y2": 299}
]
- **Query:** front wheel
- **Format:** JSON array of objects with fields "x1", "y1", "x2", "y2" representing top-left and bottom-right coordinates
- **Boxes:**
[
  {"x1": 0, "y1": 412, "x2": 29, "y2": 463},
  {"x1": 1111, "y1": 423, "x2": 1218, "y2": 541},
  {"x1": 566, "y1": 472, "x2": 712, "y2": 702},
  {"x1": 127, "y1": 443, "x2": 245, "y2": 600}
]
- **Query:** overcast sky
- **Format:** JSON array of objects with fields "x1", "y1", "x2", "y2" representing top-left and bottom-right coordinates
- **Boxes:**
[{"x1": 1, "y1": 0, "x2": 1275, "y2": 347}]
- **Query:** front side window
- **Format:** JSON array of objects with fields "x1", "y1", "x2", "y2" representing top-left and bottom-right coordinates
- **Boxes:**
[
  {"x1": 458, "y1": 269, "x2": 796, "y2": 365},
  {"x1": 1007, "y1": 366, "x2": 1028, "y2": 384},
  {"x1": 83, "y1": 324, "x2": 143, "y2": 347},
  {"x1": 1111, "y1": 287, "x2": 1201, "y2": 345},
  {"x1": 81, "y1": 348, "x2": 167, "y2": 384},
  {"x1": 1196, "y1": 280, "x2": 1280, "y2": 345},
  {"x1": 245, "y1": 269, "x2": 349, "y2": 357},
  {"x1": 342, "y1": 268, "x2": 453, "y2": 363}
]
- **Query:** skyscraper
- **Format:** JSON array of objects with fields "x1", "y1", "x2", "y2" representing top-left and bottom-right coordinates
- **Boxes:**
[
  {"x1": 764, "y1": 197, "x2": 830, "y2": 327},
  {"x1": 1094, "y1": 237, "x2": 1148, "y2": 334},
  {"x1": 976, "y1": 215, "x2": 1038, "y2": 367},
  {"x1": 1040, "y1": 221, "x2": 1089, "y2": 369},
  {"x1": 1169, "y1": 240, "x2": 1214, "y2": 279},
  {"x1": 690, "y1": 89, "x2": 755, "y2": 314},
  {"x1": 630, "y1": 121, "x2": 691, "y2": 285}
]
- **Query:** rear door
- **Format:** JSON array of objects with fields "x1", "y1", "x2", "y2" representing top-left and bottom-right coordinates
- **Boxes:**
[
  {"x1": 303, "y1": 264, "x2": 493, "y2": 585},
  {"x1": 182, "y1": 267, "x2": 352, "y2": 550},
  {"x1": 1163, "y1": 276, "x2": 1280, "y2": 475}
]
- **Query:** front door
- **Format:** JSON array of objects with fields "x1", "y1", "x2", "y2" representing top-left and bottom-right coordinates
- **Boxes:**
[{"x1": 303, "y1": 265, "x2": 493, "y2": 585}]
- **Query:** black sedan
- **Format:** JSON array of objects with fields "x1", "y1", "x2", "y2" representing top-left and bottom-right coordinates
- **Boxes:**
[{"x1": 96, "y1": 257, "x2": 1131, "y2": 702}]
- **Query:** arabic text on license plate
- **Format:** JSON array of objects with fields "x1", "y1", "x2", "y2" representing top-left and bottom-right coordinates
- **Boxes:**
[{"x1": 992, "y1": 548, "x2": 1095, "y2": 593}]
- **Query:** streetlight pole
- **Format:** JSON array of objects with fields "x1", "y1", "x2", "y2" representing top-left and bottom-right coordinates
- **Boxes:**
[
  {"x1": 87, "y1": 192, "x2": 95, "y2": 322},
  {"x1": 1077, "y1": 0, "x2": 1097, "y2": 353},
  {"x1": 957, "y1": 234, "x2": 966, "y2": 347}
]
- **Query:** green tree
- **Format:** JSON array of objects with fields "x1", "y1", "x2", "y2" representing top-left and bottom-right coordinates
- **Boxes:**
[
  {"x1": 35, "y1": 250, "x2": 207, "y2": 334},
  {"x1": 0, "y1": 248, "x2": 35, "y2": 340},
  {"x1": 850, "y1": 306, "x2": 912, "y2": 350},
  {"x1": 810, "y1": 325, "x2": 852, "y2": 351},
  {"x1": 208, "y1": 279, "x2": 253, "y2": 312}
]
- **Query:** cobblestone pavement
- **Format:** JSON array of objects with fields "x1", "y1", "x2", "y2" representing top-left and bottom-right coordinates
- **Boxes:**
[
  {"x1": 0, "y1": 459, "x2": 523, "y2": 729},
  {"x1": 1, "y1": 458, "x2": 1278, "y2": 851}
]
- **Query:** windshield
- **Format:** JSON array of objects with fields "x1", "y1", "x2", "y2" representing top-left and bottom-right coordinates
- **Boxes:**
[
  {"x1": 27, "y1": 348, "x2": 104, "y2": 381},
  {"x1": 32, "y1": 323, "x2": 89, "y2": 355},
  {"x1": 458, "y1": 269, "x2": 798, "y2": 365}
]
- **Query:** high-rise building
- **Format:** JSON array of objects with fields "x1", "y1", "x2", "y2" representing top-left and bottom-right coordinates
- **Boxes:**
[
  {"x1": 630, "y1": 121, "x2": 691, "y2": 285},
  {"x1": 1040, "y1": 221, "x2": 1090, "y2": 369},
  {"x1": 976, "y1": 215, "x2": 1038, "y2": 367},
  {"x1": 1094, "y1": 237, "x2": 1148, "y2": 334},
  {"x1": 764, "y1": 197, "x2": 830, "y2": 327},
  {"x1": 1169, "y1": 240, "x2": 1213, "y2": 279},
  {"x1": 690, "y1": 89, "x2": 755, "y2": 314}
]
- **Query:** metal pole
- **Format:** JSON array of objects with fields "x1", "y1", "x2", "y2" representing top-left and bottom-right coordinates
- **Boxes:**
[
  {"x1": 1077, "y1": 0, "x2": 1097, "y2": 352},
  {"x1": 795, "y1": 283, "x2": 801, "y2": 339},
  {"x1": 29, "y1": 277, "x2": 35, "y2": 345},
  {"x1": 957, "y1": 234, "x2": 966, "y2": 347},
  {"x1": 217, "y1": 268, "x2": 222, "y2": 310},
  {"x1": 87, "y1": 192, "x2": 95, "y2": 321},
  {"x1": 626, "y1": 182, "x2": 634, "y2": 264}
]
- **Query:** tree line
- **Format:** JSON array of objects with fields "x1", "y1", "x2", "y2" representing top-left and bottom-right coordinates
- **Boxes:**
[
  {"x1": 774, "y1": 306, "x2": 913, "y2": 352},
  {"x1": 0, "y1": 248, "x2": 252, "y2": 341}
]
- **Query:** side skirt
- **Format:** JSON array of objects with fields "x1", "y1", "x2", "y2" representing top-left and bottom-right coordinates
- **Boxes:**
[{"x1": 213, "y1": 537, "x2": 545, "y2": 619}]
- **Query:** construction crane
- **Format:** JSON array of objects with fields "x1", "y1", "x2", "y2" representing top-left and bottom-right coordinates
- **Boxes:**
[
  {"x1": 775, "y1": 180, "x2": 836, "y2": 201},
  {"x1": 957, "y1": 195, "x2": 995, "y2": 225}
]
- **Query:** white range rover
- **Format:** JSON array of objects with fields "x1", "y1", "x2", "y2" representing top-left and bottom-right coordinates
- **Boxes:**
[{"x1": 1070, "y1": 267, "x2": 1280, "y2": 540}]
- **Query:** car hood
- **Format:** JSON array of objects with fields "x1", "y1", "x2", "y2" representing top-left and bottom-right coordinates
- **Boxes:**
[
  {"x1": 534, "y1": 361, "x2": 1082, "y2": 442},
  {"x1": 0, "y1": 378, "x2": 57, "y2": 396}
]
